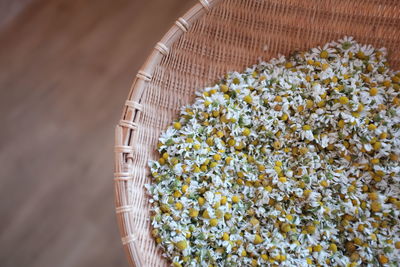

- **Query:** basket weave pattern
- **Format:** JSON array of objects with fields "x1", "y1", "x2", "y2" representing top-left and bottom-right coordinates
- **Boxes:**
[{"x1": 114, "y1": 0, "x2": 400, "y2": 266}]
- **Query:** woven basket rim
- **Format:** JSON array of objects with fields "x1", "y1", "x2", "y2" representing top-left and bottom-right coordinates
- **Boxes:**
[{"x1": 114, "y1": 1, "x2": 222, "y2": 266}]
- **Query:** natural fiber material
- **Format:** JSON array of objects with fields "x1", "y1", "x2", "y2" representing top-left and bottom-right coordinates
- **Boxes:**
[{"x1": 114, "y1": 0, "x2": 400, "y2": 266}]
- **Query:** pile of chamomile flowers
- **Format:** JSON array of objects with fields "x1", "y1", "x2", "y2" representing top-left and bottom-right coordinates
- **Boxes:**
[{"x1": 146, "y1": 37, "x2": 400, "y2": 267}]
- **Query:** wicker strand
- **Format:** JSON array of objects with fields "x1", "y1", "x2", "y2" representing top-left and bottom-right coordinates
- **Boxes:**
[
  {"x1": 122, "y1": 235, "x2": 138, "y2": 245},
  {"x1": 199, "y1": 0, "x2": 211, "y2": 12},
  {"x1": 114, "y1": 172, "x2": 134, "y2": 181},
  {"x1": 136, "y1": 70, "x2": 152, "y2": 81},
  {"x1": 114, "y1": 145, "x2": 134, "y2": 153},
  {"x1": 154, "y1": 42, "x2": 170, "y2": 56},
  {"x1": 116, "y1": 205, "x2": 135, "y2": 214},
  {"x1": 119, "y1": 120, "x2": 138, "y2": 130},
  {"x1": 175, "y1": 17, "x2": 189, "y2": 32},
  {"x1": 125, "y1": 100, "x2": 143, "y2": 111}
]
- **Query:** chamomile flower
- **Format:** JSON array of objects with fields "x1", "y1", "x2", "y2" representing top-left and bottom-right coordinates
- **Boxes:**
[{"x1": 148, "y1": 38, "x2": 400, "y2": 267}]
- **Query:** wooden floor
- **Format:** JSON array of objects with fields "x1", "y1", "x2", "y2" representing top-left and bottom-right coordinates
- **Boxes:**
[{"x1": 0, "y1": 0, "x2": 195, "y2": 266}]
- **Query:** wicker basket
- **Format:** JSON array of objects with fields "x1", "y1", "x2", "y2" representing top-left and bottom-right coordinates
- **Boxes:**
[{"x1": 114, "y1": 0, "x2": 400, "y2": 266}]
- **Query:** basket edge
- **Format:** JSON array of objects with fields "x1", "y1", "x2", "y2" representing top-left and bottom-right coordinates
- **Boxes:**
[{"x1": 114, "y1": 0, "x2": 223, "y2": 266}]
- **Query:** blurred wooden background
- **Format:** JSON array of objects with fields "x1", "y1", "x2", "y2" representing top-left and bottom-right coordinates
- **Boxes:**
[{"x1": 0, "y1": 0, "x2": 195, "y2": 266}]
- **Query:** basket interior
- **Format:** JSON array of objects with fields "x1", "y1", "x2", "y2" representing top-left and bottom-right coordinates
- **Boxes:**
[{"x1": 115, "y1": 0, "x2": 400, "y2": 265}]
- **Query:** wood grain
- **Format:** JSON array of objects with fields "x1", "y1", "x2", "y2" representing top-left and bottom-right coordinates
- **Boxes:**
[
  {"x1": 0, "y1": 0, "x2": 196, "y2": 266},
  {"x1": 0, "y1": 0, "x2": 36, "y2": 30}
]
